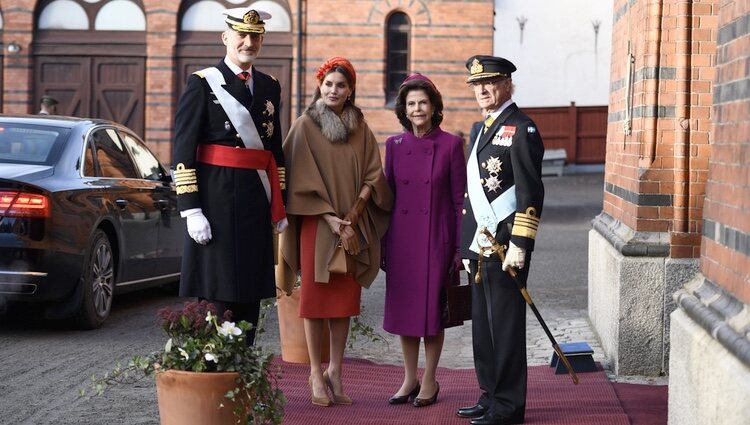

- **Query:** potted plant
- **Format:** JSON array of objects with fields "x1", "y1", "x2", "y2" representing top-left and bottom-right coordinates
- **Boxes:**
[{"x1": 86, "y1": 300, "x2": 285, "y2": 425}]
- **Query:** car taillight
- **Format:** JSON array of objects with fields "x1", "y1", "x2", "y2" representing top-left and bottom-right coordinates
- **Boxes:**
[{"x1": 0, "y1": 191, "x2": 50, "y2": 218}]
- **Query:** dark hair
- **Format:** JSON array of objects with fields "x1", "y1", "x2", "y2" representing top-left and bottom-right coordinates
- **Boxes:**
[
  {"x1": 311, "y1": 66, "x2": 357, "y2": 106},
  {"x1": 394, "y1": 80, "x2": 444, "y2": 130}
]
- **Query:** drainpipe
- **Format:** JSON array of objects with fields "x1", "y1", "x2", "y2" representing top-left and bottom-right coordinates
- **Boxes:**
[
  {"x1": 674, "y1": 0, "x2": 692, "y2": 234},
  {"x1": 296, "y1": 0, "x2": 304, "y2": 117},
  {"x1": 640, "y1": 0, "x2": 664, "y2": 166}
]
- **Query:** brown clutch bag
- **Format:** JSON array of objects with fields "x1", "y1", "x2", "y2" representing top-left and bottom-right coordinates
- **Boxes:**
[{"x1": 328, "y1": 240, "x2": 355, "y2": 274}]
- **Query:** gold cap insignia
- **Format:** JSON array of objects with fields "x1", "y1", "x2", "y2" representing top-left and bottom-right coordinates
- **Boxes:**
[
  {"x1": 470, "y1": 58, "x2": 484, "y2": 75},
  {"x1": 243, "y1": 10, "x2": 259, "y2": 25}
]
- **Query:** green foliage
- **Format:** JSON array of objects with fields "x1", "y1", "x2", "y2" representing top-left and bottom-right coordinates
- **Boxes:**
[
  {"x1": 84, "y1": 300, "x2": 286, "y2": 424},
  {"x1": 348, "y1": 304, "x2": 387, "y2": 349}
]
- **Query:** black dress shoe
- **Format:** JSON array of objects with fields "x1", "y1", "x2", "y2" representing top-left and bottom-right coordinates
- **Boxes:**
[
  {"x1": 470, "y1": 412, "x2": 523, "y2": 425},
  {"x1": 388, "y1": 383, "x2": 420, "y2": 405},
  {"x1": 412, "y1": 382, "x2": 439, "y2": 407},
  {"x1": 456, "y1": 404, "x2": 487, "y2": 418}
]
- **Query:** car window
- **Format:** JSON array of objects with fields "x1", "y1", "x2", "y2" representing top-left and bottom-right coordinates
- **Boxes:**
[
  {"x1": 0, "y1": 124, "x2": 69, "y2": 165},
  {"x1": 119, "y1": 131, "x2": 165, "y2": 181},
  {"x1": 91, "y1": 128, "x2": 138, "y2": 178}
]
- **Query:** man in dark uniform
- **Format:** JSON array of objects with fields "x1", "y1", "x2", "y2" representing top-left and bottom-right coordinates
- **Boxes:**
[
  {"x1": 171, "y1": 6, "x2": 287, "y2": 345},
  {"x1": 456, "y1": 56, "x2": 545, "y2": 425}
]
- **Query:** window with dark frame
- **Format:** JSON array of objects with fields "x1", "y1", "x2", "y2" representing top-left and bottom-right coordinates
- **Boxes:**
[{"x1": 385, "y1": 12, "x2": 411, "y2": 104}]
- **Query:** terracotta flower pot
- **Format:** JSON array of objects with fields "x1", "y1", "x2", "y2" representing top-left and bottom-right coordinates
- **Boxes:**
[
  {"x1": 277, "y1": 287, "x2": 330, "y2": 363},
  {"x1": 155, "y1": 369, "x2": 243, "y2": 425}
]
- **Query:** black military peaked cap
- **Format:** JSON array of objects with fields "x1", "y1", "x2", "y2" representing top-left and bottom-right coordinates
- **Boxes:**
[{"x1": 465, "y1": 55, "x2": 517, "y2": 83}]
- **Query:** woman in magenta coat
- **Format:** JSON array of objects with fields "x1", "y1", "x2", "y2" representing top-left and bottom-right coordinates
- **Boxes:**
[{"x1": 382, "y1": 73, "x2": 466, "y2": 407}]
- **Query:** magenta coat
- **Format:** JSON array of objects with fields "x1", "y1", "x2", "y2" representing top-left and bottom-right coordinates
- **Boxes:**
[{"x1": 382, "y1": 127, "x2": 466, "y2": 337}]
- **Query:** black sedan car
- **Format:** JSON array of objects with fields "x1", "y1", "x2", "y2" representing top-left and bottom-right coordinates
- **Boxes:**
[{"x1": 0, "y1": 115, "x2": 184, "y2": 328}]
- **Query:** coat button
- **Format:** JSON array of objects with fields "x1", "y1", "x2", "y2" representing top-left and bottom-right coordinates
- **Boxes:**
[
  {"x1": 406, "y1": 150, "x2": 411, "y2": 155},
  {"x1": 426, "y1": 149, "x2": 433, "y2": 155},
  {"x1": 423, "y1": 178, "x2": 429, "y2": 184},
  {"x1": 464, "y1": 192, "x2": 468, "y2": 198},
  {"x1": 236, "y1": 133, "x2": 241, "y2": 139},
  {"x1": 462, "y1": 209, "x2": 467, "y2": 215},
  {"x1": 423, "y1": 209, "x2": 428, "y2": 215},
  {"x1": 401, "y1": 209, "x2": 408, "y2": 214},
  {"x1": 402, "y1": 179, "x2": 409, "y2": 184}
]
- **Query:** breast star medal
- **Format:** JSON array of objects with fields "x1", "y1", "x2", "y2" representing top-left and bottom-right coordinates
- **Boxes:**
[
  {"x1": 483, "y1": 175, "x2": 502, "y2": 192},
  {"x1": 263, "y1": 100, "x2": 275, "y2": 117},
  {"x1": 485, "y1": 156, "x2": 502, "y2": 174},
  {"x1": 262, "y1": 121, "x2": 274, "y2": 137}
]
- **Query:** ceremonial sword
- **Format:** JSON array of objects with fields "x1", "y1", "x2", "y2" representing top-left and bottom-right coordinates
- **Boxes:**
[{"x1": 477, "y1": 227, "x2": 580, "y2": 385}]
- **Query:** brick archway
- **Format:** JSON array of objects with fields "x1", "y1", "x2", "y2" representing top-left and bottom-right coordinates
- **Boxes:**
[{"x1": 367, "y1": 0, "x2": 431, "y2": 26}]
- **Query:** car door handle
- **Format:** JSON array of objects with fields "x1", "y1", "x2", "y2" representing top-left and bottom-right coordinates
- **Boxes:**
[{"x1": 115, "y1": 199, "x2": 129, "y2": 209}]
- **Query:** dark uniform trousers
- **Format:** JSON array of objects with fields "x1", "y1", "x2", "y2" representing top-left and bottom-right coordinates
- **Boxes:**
[
  {"x1": 200, "y1": 298, "x2": 261, "y2": 346},
  {"x1": 470, "y1": 253, "x2": 530, "y2": 421}
]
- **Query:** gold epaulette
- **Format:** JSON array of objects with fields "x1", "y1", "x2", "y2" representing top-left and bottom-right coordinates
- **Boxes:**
[
  {"x1": 173, "y1": 163, "x2": 199, "y2": 195},
  {"x1": 192, "y1": 71, "x2": 205, "y2": 78},
  {"x1": 278, "y1": 166, "x2": 286, "y2": 190},
  {"x1": 511, "y1": 207, "x2": 540, "y2": 239}
]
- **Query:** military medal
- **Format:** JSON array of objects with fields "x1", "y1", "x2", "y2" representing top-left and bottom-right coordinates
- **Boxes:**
[
  {"x1": 482, "y1": 155, "x2": 502, "y2": 192},
  {"x1": 263, "y1": 121, "x2": 274, "y2": 137},
  {"x1": 485, "y1": 156, "x2": 502, "y2": 174},
  {"x1": 483, "y1": 175, "x2": 502, "y2": 192},
  {"x1": 264, "y1": 100, "x2": 275, "y2": 117},
  {"x1": 492, "y1": 125, "x2": 516, "y2": 146}
]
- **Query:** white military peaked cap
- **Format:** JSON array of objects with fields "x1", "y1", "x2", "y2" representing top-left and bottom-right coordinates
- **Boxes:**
[{"x1": 222, "y1": 7, "x2": 272, "y2": 34}]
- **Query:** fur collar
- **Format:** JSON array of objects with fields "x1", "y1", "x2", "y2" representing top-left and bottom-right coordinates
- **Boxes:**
[{"x1": 305, "y1": 99, "x2": 364, "y2": 144}]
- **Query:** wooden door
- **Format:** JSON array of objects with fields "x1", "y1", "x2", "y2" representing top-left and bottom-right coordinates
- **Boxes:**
[
  {"x1": 34, "y1": 56, "x2": 144, "y2": 136},
  {"x1": 92, "y1": 57, "x2": 145, "y2": 136},
  {"x1": 34, "y1": 56, "x2": 91, "y2": 118}
]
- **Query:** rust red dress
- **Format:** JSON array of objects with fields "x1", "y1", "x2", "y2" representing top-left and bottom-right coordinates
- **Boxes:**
[{"x1": 298, "y1": 216, "x2": 361, "y2": 318}]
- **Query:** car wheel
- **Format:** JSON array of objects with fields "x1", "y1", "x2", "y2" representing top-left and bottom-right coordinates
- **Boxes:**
[{"x1": 75, "y1": 229, "x2": 114, "y2": 329}]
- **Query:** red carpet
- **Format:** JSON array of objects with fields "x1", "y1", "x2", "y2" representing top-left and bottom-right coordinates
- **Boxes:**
[
  {"x1": 274, "y1": 358, "x2": 645, "y2": 424},
  {"x1": 612, "y1": 382, "x2": 668, "y2": 425}
]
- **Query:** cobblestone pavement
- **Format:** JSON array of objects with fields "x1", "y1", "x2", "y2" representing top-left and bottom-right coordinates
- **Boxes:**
[{"x1": 257, "y1": 173, "x2": 666, "y2": 385}]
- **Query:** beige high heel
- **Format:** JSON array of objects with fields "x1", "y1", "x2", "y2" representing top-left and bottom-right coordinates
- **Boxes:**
[
  {"x1": 323, "y1": 370, "x2": 353, "y2": 405},
  {"x1": 309, "y1": 375, "x2": 331, "y2": 407}
]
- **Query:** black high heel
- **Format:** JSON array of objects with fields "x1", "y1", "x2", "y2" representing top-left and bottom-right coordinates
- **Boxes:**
[
  {"x1": 388, "y1": 382, "x2": 420, "y2": 405},
  {"x1": 413, "y1": 382, "x2": 439, "y2": 407}
]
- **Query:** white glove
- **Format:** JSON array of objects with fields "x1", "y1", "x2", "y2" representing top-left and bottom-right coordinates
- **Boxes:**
[
  {"x1": 462, "y1": 259, "x2": 471, "y2": 273},
  {"x1": 502, "y1": 242, "x2": 526, "y2": 271},
  {"x1": 183, "y1": 208, "x2": 211, "y2": 245},
  {"x1": 274, "y1": 217, "x2": 289, "y2": 234}
]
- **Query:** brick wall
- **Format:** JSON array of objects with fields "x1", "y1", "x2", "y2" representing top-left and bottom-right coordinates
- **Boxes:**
[
  {"x1": 303, "y1": 0, "x2": 494, "y2": 142},
  {"x1": 701, "y1": 1, "x2": 750, "y2": 304},
  {"x1": 1, "y1": 0, "x2": 35, "y2": 114},
  {"x1": 143, "y1": 1, "x2": 180, "y2": 163},
  {"x1": 606, "y1": 0, "x2": 717, "y2": 258}
]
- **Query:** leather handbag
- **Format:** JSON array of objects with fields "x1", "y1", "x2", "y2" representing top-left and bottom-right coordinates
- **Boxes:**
[
  {"x1": 442, "y1": 283, "x2": 473, "y2": 328},
  {"x1": 328, "y1": 239, "x2": 354, "y2": 274}
]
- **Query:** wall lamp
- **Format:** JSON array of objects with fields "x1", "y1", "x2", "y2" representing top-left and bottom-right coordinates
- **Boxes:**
[{"x1": 6, "y1": 41, "x2": 22, "y2": 54}]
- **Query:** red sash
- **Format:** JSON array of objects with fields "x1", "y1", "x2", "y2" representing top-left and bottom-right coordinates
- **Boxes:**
[{"x1": 197, "y1": 144, "x2": 286, "y2": 223}]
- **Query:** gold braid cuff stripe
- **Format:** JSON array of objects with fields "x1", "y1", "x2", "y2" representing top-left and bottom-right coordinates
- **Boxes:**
[
  {"x1": 176, "y1": 184, "x2": 199, "y2": 195},
  {"x1": 174, "y1": 164, "x2": 198, "y2": 193},
  {"x1": 511, "y1": 208, "x2": 540, "y2": 239}
]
